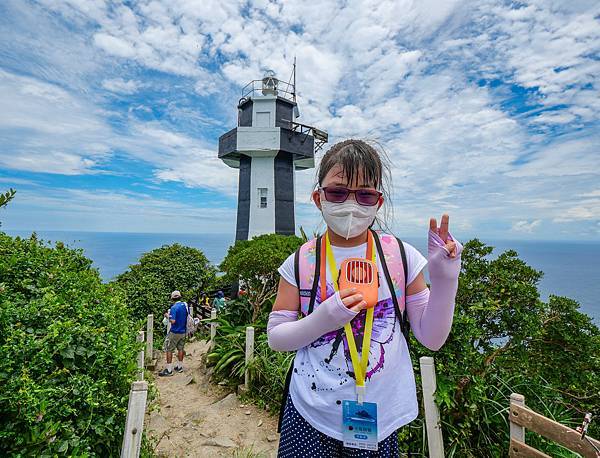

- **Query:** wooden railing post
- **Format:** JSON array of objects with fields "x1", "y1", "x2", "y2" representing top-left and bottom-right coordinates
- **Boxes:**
[
  {"x1": 509, "y1": 393, "x2": 600, "y2": 457},
  {"x1": 145, "y1": 314, "x2": 153, "y2": 365},
  {"x1": 120, "y1": 380, "x2": 148, "y2": 458},
  {"x1": 136, "y1": 331, "x2": 144, "y2": 381},
  {"x1": 210, "y1": 309, "x2": 217, "y2": 348},
  {"x1": 420, "y1": 356, "x2": 445, "y2": 458},
  {"x1": 510, "y1": 393, "x2": 526, "y2": 442},
  {"x1": 245, "y1": 326, "x2": 255, "y2": 390}
]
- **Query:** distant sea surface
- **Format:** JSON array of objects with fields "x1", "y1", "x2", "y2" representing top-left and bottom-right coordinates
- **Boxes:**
[{"x1": 6, "y1": 230, "x2": 599, "y2": 323}]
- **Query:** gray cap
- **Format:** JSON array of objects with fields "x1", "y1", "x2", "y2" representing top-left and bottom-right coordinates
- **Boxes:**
[{"x1": 170, "y1": 290, "x2": 182, "y2": 300}]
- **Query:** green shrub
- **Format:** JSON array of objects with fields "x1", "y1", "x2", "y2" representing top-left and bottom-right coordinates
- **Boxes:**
[
  {"x1": 0, "y1": 188, "x2": 15, "y2": 212},
  {"x1": 113, "y1": 244, "x2": 216, "y2": 326},
  {"x1": 247, "y1": 332, "x2": 294, "y2": 413},
  {"x1": 206, "y1": 317, "x2": 247, "y2": 381},
  {"x1": 220, "y1": 233, "x2": 302, "y2": 322},
  {"x1": 0, "y1": 232, "x2": 140, "y2": 456},
  {"x1": 412, "y1": 239, "x2": 600, "y2": 457}
]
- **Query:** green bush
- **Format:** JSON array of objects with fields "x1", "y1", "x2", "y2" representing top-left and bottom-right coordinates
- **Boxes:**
[
  {"x1": 113, "y1": 244, "x2": 216, "y2": 325},
  {"x1": 421, "y1": 240, "x2": 600, "y2": 457},
  {"x1": 206, "y1": 317, "x2": 248, "y2": 381},
  {"x1": 220, "y1": 234, "x2": 302, "y2": 322},
  {"x1": 0, "y1": 232, "x2": 140, "y2": 456},
  {"x1": 247, "y1": 332, "x2": 294, "y2": 413},
  {"x1": 0, "y1": 188, "x2": 15, "y2": 211}
]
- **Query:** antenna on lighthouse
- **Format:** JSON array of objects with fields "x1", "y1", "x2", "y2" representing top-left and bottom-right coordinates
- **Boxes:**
[
  {"x1": 293, "y1": 56, "x2": 296, "y2": 103},
  {"x1": 287, "y1": 58, "x2": 300, "y2": 118}
]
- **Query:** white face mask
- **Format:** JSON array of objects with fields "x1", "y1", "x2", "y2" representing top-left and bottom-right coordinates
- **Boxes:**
[{"x1": 321, "y1": 200, "x2": 379, "y2": 240}]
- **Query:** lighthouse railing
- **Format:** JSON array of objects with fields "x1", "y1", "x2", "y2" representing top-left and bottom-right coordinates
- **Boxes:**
[{"x1": 241, "y1": 78, "x2": 296, "y2": 102}]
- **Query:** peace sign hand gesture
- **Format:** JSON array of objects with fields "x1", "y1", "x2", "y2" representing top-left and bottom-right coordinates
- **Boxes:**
[
  {"x1": 429, "y1": 214, "x2": 458, "y2": 258},
  {"x1": 428, "y1": 213, "x2": 463, "y2": 282}
]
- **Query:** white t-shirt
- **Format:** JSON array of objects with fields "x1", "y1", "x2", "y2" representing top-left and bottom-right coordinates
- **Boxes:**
[{"x1": 278, "y1": 240, "x2": 427, "y2": 442}]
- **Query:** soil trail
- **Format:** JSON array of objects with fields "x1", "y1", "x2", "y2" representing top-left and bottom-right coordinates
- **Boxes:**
[{"x1": 145, "y1": 339, "x2": 279, "y2": 457}]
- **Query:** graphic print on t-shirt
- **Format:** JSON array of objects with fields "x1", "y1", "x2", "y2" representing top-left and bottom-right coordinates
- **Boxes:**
[{"x1": 302, "y1": 280, "x2": 397, "y2": 387}]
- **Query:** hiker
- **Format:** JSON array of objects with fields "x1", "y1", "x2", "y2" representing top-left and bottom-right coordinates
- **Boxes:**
[
  {"x1": 200, "y1": 291, "x2": 210, "y2": 307},
  {"x1": 159, "y1": 290, "x2": 188, "y2": 377},
  {"x1": 212, "y1": 290, "x2": 225, "y2": 311},
  {"x1": 267, "y1": 140, "x2": 462, "y2": 456}
]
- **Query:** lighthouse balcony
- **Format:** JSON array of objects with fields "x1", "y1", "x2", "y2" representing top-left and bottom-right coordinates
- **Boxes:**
[{"x1": 218, "y1": 126, "x2": 315, "y2": 170}]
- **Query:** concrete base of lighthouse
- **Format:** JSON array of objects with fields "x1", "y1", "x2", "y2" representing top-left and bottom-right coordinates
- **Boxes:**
[{"x1": 235, "y1": 152, "x2": 295, "y2": 241}]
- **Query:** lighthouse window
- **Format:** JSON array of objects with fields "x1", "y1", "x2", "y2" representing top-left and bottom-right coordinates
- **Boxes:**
[{"x1": 258, "y1": 188, "x2": 268, "y2": 208}]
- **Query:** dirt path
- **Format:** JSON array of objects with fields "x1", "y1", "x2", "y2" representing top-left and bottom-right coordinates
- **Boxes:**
[{"x1": 145, "y1": 339, "x2": 279, "y2": 457}]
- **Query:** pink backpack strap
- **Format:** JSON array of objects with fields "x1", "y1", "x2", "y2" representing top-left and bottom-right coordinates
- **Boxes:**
[
  {"x1": 295, "y1": 236, "x2": 323, "y2": 316},
  {"x1": 372, "y1": 230, "x2": 410, "y2": 342}
]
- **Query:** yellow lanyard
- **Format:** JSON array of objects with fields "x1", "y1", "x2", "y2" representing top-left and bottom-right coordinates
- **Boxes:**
[{"x1": 324, "y1": 231, "x2": 376, "y2": 393}]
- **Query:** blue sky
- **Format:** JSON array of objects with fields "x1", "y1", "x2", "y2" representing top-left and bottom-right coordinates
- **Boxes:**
[{"x1": 0, "y1": 0, "x2": 598, "y2": 240}]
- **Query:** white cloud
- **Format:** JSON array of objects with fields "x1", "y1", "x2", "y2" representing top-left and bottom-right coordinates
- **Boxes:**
[
  {"x1": 580, "y1": 190, "x2": 600, "y2": 198},
  {"x1": 101, "y1": 78, "x2": 140, "y2": 94},
  {"x1": 2, "y1": 187, "x2": 237, "y2": 233},
  {"x1": 512, "y1": 219, "x2": 542, "y2": 233},
  {"x1": 474, "y1": 1, "x2": 600, "y2": 128},
  {"x1": 2, "y1": 0, "x2": 599, "y2": 238},
  {"x1": 131, "y1": 124, "x2": 238, "y2": 193},
  {"x1": 0, "y1": 70, "x2": 111, "y2": 174},
  {"x1": 554, "y1": 204, "x2": 599, "y2": 223},
  {"x1": 94, "y1": 33, "x2": 137, "y2": 58},
  {"x1": 507, "y1": 134, "x2": 599, "y2": 178}
]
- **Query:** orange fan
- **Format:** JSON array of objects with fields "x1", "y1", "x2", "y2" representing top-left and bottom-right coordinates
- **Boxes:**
[{"x1": 339, "y1": 258, "x2": 379, "y2": 308}]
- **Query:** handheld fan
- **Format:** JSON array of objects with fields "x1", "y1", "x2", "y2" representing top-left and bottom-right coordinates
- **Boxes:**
[{"x1": 339, "y1": 258, "x2": 379, "y2": 308}]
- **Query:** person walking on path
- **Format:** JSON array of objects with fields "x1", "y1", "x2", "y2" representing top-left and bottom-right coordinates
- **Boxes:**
[
  {"x1": 212, "y1": 290, "x2": 225, "y2": 312},
  {"x1": 159, "y1": 290, "x2": 188, "y2": 377}
]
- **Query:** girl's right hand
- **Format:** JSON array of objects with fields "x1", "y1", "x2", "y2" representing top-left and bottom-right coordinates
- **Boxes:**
[{"x1": 339, "y1": 288, "x2": 368, "y2": 313}]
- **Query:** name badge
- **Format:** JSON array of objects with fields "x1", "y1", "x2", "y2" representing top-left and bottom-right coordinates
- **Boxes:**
[{"x1": 342, "y1": 400, "x2": 378, "y2": 451}]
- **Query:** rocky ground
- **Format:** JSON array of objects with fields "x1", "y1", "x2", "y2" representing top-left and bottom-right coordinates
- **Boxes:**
[{"x1": 145, "y1": 339, "x2": 279, "y2": 458}]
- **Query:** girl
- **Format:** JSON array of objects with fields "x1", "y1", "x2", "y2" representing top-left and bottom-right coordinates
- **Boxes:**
[{"x1": 267, "y1": 140, "x2": 462, "y2": 457}]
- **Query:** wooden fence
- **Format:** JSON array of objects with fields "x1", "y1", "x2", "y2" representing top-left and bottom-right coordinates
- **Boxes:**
[
  {"x1": 509, "y1": 393, "x2": 600, "y2": 457},
  {"x1": 120, "y1": 309, "x2": 222, "y2": 457},
  {"x1": 120, "y1": 314, "x2": 154, "y2": 458}
]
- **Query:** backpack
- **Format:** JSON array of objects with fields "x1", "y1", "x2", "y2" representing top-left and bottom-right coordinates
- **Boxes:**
[
  {"x1": 277, "y1": 229, "x2": 409, "y2": 432},
  {"x1": 185, "y1": 302, "x2": 198, "y2": 338}
]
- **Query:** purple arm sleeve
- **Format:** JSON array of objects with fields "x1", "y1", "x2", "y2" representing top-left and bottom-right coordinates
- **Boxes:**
[
  {"x1": 267, "y1": 292, "x2": 358, "y2": 352},
  {"x1": 405, "y1": 230, "x2": 463, "y2": 351}
]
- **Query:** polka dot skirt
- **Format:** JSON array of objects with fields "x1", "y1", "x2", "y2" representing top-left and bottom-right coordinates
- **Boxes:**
[{"x1": 278, "y1": 395, "x2": 400, "y2": 458}]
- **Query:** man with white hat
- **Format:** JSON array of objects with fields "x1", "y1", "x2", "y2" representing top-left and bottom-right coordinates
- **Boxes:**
[{"x1": 159, "y1": 290, "x2": 187, "y2": 376}]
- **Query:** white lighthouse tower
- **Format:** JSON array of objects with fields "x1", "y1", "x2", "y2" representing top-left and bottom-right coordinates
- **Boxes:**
[{"x1": 218, "y1": 69, "x2": 328, "y2": 240}]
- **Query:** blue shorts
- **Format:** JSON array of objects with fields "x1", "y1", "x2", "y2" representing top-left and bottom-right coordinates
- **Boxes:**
[{"x1": 278, "y1": 395, "x2": 400, "y2": 458}]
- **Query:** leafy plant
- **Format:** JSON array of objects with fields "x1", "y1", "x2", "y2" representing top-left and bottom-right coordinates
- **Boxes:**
[
  {"x1": 113, "y1": 243, "x2": 216, "y2": 329},
  {"x1": 220, "y1": 234, "x2": 302, "y2": 322},
  {"x1": 205, "y1": 317, "x2": 248, "y2": 380},
  {"x1": 0, "y1": 232, "x2": 141, "y2": 456},
  {"x1": 413, "y1": 239, "x2": 600, "y2": 456},
  {"x1": 0, "y1": 188, "x2": 16, "y2": 227},
  {"x1": 247, "y1": 332, "x2": 294, "y2": 413}
]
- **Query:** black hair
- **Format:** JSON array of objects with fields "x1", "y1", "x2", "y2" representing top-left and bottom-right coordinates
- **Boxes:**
[{"x1": 315, "y1": 139, "x2": 394, "y2": 230}]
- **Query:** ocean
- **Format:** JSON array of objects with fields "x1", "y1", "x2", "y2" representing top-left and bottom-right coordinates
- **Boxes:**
[{"x1": 4, "y1": 230, "x2": 599, "y2": 323}]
